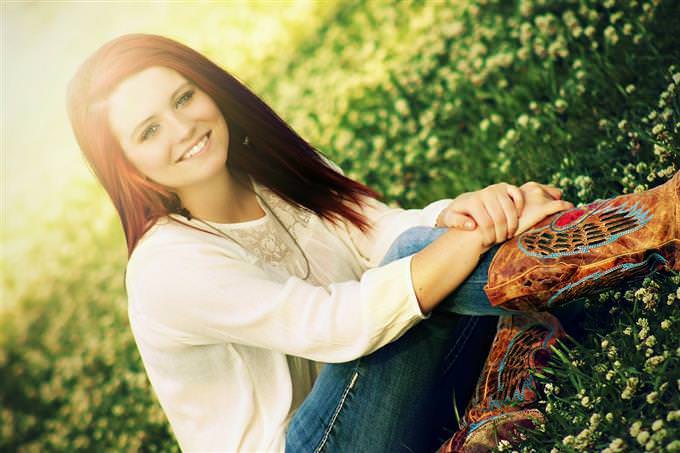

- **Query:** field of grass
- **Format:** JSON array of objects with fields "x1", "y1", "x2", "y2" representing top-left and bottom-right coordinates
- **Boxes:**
[{"x1": 1, "y1": 0, "x2": 678, "y2": 451}]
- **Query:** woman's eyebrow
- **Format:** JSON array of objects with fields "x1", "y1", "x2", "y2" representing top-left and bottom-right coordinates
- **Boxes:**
[{"x1": 130, "y1": 81, "x2": 193, "y2": 139}]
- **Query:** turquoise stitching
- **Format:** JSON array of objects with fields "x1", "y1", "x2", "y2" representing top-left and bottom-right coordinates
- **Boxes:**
[
  {"x1": 518, "y1": 199, "x2": 653, "y2": 259},
  {"x1": 546, "y1": 253, "x2": 668, "y2": 307}
]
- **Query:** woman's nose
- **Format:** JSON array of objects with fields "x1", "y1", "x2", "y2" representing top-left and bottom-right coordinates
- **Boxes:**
[{"x1": 168, "y1": 113, "x2": 195, "y2": 144}]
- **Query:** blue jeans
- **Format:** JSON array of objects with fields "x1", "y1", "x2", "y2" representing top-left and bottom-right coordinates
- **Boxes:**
[{"x1": 285, "y1": 226, "x2": 534, "y2": 453}]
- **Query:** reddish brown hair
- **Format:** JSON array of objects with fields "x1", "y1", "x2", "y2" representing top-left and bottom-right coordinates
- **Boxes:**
[{"x1": 65, "y1": 33, "x2": 383, "y2": 259}]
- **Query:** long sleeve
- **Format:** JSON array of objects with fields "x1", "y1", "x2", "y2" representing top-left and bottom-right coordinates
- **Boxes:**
[
  {"x1": 125, "y1": 238, "x2": 429, "y2": 364},
  {"x1": 321, "y1": 154, "x2": 454, "y2": 269}
]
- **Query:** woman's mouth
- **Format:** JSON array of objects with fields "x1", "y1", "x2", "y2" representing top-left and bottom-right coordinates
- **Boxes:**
[{"x1": 177, "y1": 131, "x2": 211, "y2": 163}]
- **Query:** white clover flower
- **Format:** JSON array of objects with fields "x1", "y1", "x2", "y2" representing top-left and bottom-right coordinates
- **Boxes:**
[
  {"x1": 630, "y1": 421, "x2": 642, "y2": 437},
  {"x1": 623, "y1": 326, "x2": 632, "y2": 335},
  {"x1": 604, "y1": 26, "x2": 619, "y2": 44},
  {"x1": 652, "y1": 419, "x2": 664, "y2": 431},
  {"x1": 646, "y1": 391, "x2": 659, "y2": 404},
  {"x1": 497, "y1": 439, "x2": 512, "y2": 451},
  {"x1": 601, "y1": 339, "x2": 610, "y2": 349},
  {"x1": 645, "y1": 335, "x2": 657, "y2": 347},
  {"x1": 652, "y1": 123, "x2": 665, "y2": 135},
  {"x1": 555, "y1": 99, "x2": 567, "y2": 113},
  {"x1": 606, "y1": 370, "x2": 616, "y2": 381},
  {"x1": 606, "y1": 412, "x2": 614, "y2": 422},
  {"x1": 625, "y1": 84, "x2": 636, "y2": 94},
  {"x1": 581, "y1": 396, "x2": 591, "y2": 407},
  {"x1": 562, "y1": 434, "x2": 575, "y2": 446},
  {"x1": 608, "y1": 438, "x2": 625, "y2": 452},
  {"x1": 637, "y1": 430, "x2": 650, "y2": 444},
  {"x1": 590, "y1": 413, "x2": 601, "y2": 426},
  {"x1": 644, "y1": 440, "x2": 657, "y2": 451},
  {"x1": 517, "y1": 114, "x2": 529, "y2": 128}
]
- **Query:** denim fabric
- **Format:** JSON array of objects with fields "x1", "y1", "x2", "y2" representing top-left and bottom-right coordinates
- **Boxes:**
[{"x1": 285, "y1": 227, "x2": 530, "y2": 453}]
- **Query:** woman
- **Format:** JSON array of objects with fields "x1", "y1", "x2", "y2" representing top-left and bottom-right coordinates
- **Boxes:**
[{"x1": 65, "y1": 33, "x2": 678, "y2": 452}]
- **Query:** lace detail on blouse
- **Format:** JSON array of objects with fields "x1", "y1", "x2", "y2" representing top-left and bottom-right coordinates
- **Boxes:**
[{"x1": 218, "y1": 185, "x2": 316, "y2": 279}]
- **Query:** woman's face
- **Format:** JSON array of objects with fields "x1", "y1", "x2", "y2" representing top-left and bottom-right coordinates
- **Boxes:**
[{"x1": 107, "y1": 66, "x2": 229, "y2": 190}]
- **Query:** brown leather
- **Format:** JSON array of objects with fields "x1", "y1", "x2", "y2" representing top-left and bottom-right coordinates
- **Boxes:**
[
  {"x1": 483, "y1": 171, "x2": 680, "y2": 311},
  {"x1": 437, "y1": 312, "x2": 566, "y2": 452}
]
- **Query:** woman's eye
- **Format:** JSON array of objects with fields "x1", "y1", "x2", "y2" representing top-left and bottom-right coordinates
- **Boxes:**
[
  {"x1": 141, "y1": 125, "x2": 158, "y2": 142},
  {"x1": 141, "y1": 90, "x2": 194, "y2": 141},
  {"x1": 176, "y1": 90, "x2": 194, "y2": 107},
  {"x1": 141, "y1": 124, "x2": 156, "y2": 141}
]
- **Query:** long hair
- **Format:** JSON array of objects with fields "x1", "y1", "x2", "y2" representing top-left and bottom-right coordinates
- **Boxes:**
[{"x1": 65, "y1": 33, "x2": 383, "y2": 259}]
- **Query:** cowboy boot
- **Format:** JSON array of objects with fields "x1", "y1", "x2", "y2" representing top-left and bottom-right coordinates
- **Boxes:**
[
  {"x1": 483, "y1": 171, "x2": 680, "y2": 312},
  {"x1": 436, "y1": 311, "x2": 567, "y2": 453}
]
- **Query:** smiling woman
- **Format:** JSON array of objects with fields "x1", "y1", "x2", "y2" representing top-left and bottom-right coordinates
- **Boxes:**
[{"x1": 63, "y1": 32, "x2": 679, "y2": 453}]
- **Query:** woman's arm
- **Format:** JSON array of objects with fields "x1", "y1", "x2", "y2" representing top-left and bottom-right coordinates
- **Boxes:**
[
  {"x1": 410, "y1": 227, "x2": 489, "y2": 315},
  {"x1": 410, "y1": 182, "x2": 575, "y2": 315}
]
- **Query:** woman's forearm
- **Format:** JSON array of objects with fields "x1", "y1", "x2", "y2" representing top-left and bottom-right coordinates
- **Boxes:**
[{"x1": 410, "y1": 228, "x2": 491, "y2": 315}]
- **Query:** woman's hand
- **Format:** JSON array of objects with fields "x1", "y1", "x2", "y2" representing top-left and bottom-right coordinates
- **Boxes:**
[
  {"x1": 513, "y1": 181, "x2": 574, "y2": 237},
  {"x1": 435, "y1": 183, "x2": 526, "y2": 247}
]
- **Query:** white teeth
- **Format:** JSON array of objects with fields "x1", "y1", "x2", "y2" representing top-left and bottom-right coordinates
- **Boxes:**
[{"x1": 181, "y1": 134, "x2": 209, "y2": 161}]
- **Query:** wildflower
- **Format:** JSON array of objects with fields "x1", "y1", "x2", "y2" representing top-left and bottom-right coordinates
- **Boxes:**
[
  {"x1": 645, "y1": 355, "x2": 666, "y2": 371},
  {"x1": 606, "y1": 412, "x2": 614, "y2": 422},
  {"x1": 623, "y1": 326, "x2": 632, "y2": 335},
  {"x1": 584, "y1": 25, "x2": 596, "y2": 38},
  {"x1": 652, "y1": 123, "x2": 665, "y2": 135},
  {"x1": 517, "y1": 114, "x2": 529, "y2": 128},
  {"x1": 497, "y1": 439, "x2": 512, "y2": 451},
  {"x1": 622, "y1": 23, "x2": 633, "y2": 35},
  {"x1": 607, "y1": 438, "x2": 626, "y2": 452},
  {"x1": 618, "y1": 119, "x2": 628, "y2": 130},
  {"x1": 604, "y1": 26, "x2": 619, "y2": 44},
  {"x1": 668, "y1": 410, "x2": 680, "y2": 422},
  {"x1": 637, "y1": 430, "x2": 650, "y2": 444},
  {"x1": 555, "y1": 99, "x2": 567, "y2": 113},
  {"x1": 647, "y1": 391, "x2": 659, "y2": 404},
  {"x1": 630, "y1": 421, "x2": 642, "y2": 437},
  {"x1": 652, "y1": 419, "x2": 664, "y2": 431},
  {"x1": 590, "y1": 413, "x2": 601, "y2": 426},
  {"x1": 625, "y1": 84, "x2": 635, "y2": 94},
  {"x1": 606, "y1": 370, "x2": 616, "y2": 381},
  {"x1": 645, "y1": 335, "x2": 657, "y2": 348},
  {"x1": 581, "y1": 396, "x2": 591, "y2": 408},
  {"x1": 601, "y1": 339, "x2": 609, "y2": 349},
  {"x1": 562, "y1": 435, "x2": 575, "y2": 446}
]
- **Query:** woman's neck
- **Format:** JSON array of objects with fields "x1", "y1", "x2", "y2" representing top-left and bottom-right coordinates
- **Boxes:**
[{"x1": 175, "y1": 168, "x2": 260, "y2": 223}]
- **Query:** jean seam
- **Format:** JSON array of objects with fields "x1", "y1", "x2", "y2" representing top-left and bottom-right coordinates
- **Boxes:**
[
  {"x1": 441, "y1": 317, "x2": 479, "y2": 376},
  {"x1": 314, "y1": 361, "x2": 361, "y2": 453}
]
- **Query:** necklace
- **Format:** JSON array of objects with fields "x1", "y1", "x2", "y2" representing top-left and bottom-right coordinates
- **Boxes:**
[{"x1": 188, "y1": 182, "x2": 311, "y2": 281}]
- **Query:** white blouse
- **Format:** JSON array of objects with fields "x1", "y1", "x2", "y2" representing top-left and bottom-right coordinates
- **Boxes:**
[{"x1": 125, "y1": 162, "x2": 453, "y2": 452}]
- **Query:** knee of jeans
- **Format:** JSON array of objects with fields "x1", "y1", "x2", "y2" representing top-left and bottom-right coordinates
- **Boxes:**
[{"x1": 381, "y1": 226, "x2": 449, "y2": 265}]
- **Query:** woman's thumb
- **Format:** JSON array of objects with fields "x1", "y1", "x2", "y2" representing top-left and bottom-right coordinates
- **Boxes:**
[{"x1": 447, "y1": 213, "x2": 476, "y2": 230}]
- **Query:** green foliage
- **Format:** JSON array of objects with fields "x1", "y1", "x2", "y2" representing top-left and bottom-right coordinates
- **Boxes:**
[{"x1": 2, "y1": 0, "x2": 679, "y2": 450}]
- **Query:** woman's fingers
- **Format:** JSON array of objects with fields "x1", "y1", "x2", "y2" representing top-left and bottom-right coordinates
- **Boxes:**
[
  {"x1": 467, "y1": 203, "x2": 496, "y2": 246},
  {"x1": 497, "y1": 193, "x2": 519, "y2": 239},
  {"x1": 482, "y1": 193, "x2": 508, "y2": 244},
  {"x1": 542, "y1": 185, "x2": 563, "y2": 200},
  {"x1": 506, "y1": 184, "x2": 525, "y2": 214},
  {"x1": 444, "y1": 211, "x2": 477, "y2": 230}
]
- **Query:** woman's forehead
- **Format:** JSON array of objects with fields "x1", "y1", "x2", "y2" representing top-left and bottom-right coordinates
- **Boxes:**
[{"x1": 107, "y1": 67, "x2": 188, "y2": 141}]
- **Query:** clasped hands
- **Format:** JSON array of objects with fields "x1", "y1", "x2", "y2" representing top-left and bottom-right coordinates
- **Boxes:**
[{"x1": 435, "y1": 181, "x2": 575, "y2": 248}]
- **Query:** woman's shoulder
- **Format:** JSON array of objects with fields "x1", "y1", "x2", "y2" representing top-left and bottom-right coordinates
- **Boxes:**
[{"x1": 127, "y1": 215, "x2": 246, "y2": 269}]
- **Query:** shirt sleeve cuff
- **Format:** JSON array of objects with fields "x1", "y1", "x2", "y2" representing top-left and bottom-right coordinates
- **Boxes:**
[
  {"x1": 405, "y1": 254, "x2": 431, "y2": 320},
  {"x1": 422, "y1": 198, "x2": 454, "y2": 227}
]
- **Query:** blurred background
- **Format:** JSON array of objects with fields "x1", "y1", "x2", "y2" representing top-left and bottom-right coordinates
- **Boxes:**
[{"x1": 2, "y1": 0, "x2": 678, "y2": 451}]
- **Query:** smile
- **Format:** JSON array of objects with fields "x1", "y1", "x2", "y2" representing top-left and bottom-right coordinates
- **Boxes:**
[{"x1": 177, "y1": 131, "x2": 211, "y2": 162}]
